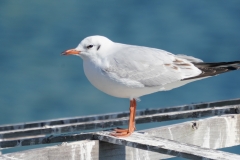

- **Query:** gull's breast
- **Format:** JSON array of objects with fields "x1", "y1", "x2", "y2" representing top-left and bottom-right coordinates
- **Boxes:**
[{"x1": 83, "y1": 60, "x2": 160, "y2": 99}]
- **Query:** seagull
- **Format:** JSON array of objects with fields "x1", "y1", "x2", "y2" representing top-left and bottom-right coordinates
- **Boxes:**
[{"x1": 62, "y1": 35, "x2": 240, "y2": 137}]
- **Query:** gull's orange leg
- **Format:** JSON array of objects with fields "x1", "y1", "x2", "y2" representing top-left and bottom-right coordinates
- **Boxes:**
[
  {"x1": 111, "y1": 99, "x2": 137, "y2": 137},
  {"x1": 114, "y1": 99, "x2": 137, "y2": 132},
  {"x1": 132, "y1": 99, "x2": 136, "y2": 130}
]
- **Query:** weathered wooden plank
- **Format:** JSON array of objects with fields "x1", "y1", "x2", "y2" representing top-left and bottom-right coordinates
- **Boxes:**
[
  {"x1": 1, "y1": 114, "x2": 239, "y2": 150},
  {"x1": 1, "y1": 98, "x2": 239, "y2": 132},
  {"x1": 2, "y1": 131, "x2": 239, "y2": 160},
  {"x1": 0, "y1": 105, "x2": 239, "y2": 140},
  {"x1": 0, "y1": 141, "x2": 99, "y2": 160},
  {"x1": 94, "y1": 131, "x2": 240, "y2": 160},
  {"x1": 0, "y1": 141, "x2": 168, "y2": 160},
  {"x1": 1, "y1": 115, "x2": 240, "y2": 159},
  {"x1": 143, "y1": 114, "x2": 240, "y2": 149}
]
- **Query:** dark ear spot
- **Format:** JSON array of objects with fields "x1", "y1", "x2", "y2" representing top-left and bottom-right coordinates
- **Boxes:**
[{"x1": 97, "y1": 45, "x2": 101, "y2": 50}]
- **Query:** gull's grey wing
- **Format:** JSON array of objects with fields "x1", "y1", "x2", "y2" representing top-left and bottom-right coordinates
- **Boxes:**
[{"x1": 102, "y1": 44, "x2": 202, "y2": 88}]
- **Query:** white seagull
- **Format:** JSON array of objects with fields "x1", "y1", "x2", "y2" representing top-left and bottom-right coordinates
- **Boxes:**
[{"x1": 62, "y1": 35, "x2": 240, "y2": 137}]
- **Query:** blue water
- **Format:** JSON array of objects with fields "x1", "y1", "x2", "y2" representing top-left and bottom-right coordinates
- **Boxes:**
[{"x1": 1, "y1": 0, "x2": 240, "y2": 157}]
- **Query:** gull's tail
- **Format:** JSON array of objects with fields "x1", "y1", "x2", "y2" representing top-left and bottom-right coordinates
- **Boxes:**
[{"x1": 183, "y1": 61, "x2": 240, "y2": 80}]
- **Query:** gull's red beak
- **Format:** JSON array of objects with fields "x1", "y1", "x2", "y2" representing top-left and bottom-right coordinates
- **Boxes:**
[{"x1": 62, "y1": 49, "x2": 80, "y2": 55}]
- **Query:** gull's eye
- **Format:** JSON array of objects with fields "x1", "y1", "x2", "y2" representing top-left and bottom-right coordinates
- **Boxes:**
[{"x1": 86, "y1": 45, "x2": 93, "y2": 49}]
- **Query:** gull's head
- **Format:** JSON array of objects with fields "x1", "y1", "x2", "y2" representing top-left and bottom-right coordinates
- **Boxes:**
[{"x1": 62, "y1": 35, "x2": 114, "y2": 60}]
